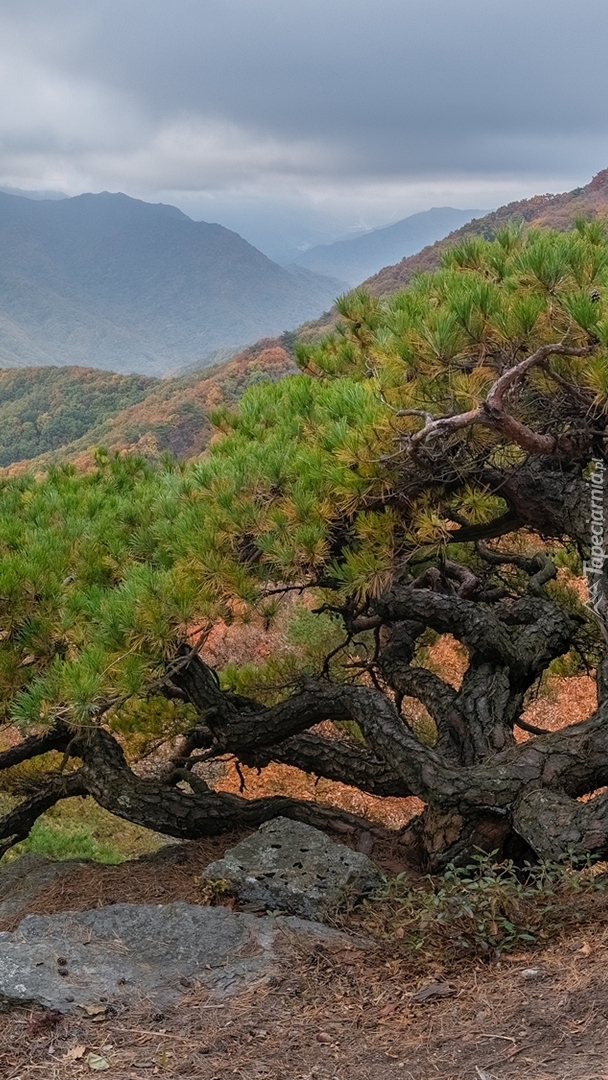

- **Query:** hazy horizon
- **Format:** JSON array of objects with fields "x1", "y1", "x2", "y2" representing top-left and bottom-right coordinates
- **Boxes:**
[{"x1": 0, "y1": 2, "x2": 607, "y2": 259}]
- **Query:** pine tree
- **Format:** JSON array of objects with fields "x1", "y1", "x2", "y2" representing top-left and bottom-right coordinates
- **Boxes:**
[{"x1": 3, "y1": 221, "x2": 608, "y2": 868}]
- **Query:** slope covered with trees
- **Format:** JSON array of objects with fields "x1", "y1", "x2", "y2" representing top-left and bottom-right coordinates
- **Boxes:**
[
  {"x1": 2, "y1": 222, "x2": 608, "y2": 871},
  {"x1": 0, "y1": 191, "x2": 341, "y2": 375},
  {"x1": 0, "y1": 366, "x2": 154, "y2": 466},
  {"x1": 0, "y1": 344, "x2": 295, "y2": 473}
]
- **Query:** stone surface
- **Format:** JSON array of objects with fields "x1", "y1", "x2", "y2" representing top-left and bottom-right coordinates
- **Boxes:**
[
  {"x1": 0, "y1": 901, "x2": 358, "y2": 1013},
  {"x1": 202, "y1": 817, "x2": 383, "y2": 921},
  {"x1": 0, "y1": 854, "x2": 89, "y2": 927}
]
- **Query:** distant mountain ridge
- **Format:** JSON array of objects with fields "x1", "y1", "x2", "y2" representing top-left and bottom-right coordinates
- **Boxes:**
[
  {"x1": 0, "y1": 187, "x2": 68, "y2": 200},
  {"x1": 364, "y1": 169, "x2": 608, "y2": 296},
  {"x1": 292, "y1": 206, "x2": 482, "y2": 286},
  {"x1": 6, "y1": 168, "x2": 608, "y2": 476},
  {"x1": 0, "y1": 191, "x2": 342, "y2": 376}
]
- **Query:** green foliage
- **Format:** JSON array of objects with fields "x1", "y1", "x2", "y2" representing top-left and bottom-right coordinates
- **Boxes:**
[
  {"x1": 7, "y1": 815, "x2": 125, "y2": 864},
  {"x1": 218, "y1": 605, "x2": 349, "y2": 703},
  {"x1": 286, "y1": 605, "x2": 345, "y2": 662},
  {"x1": 0, "y1": 225, "x2": 606, "y2": 739},
  {"x1": 1, "y1": 797, "x2": 168, "y2": 864},
  {"x1": 360, "y1": 853, "x2": 608, "y2": 963}
]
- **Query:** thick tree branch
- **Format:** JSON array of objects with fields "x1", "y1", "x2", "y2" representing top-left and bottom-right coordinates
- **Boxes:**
[
  {"x1": 0, "y1": 729, "x2": 70, "y2": 772},
  {"x1": 0, "y1": 770, "x2": 87, "y2": 858},
  {"x1": 513, "y1": 786, "x2": 608, "y2": 862},
  {"x1": 264, "y1": 731, "x2": 412, "y2": 797},
  {"x1": 373, "y1": 586, "x2": 517, "y2": 665},
  {"x1": 410, "y1": 342, "x2": 594, "y2": 457},
  {"x1": 475, "y1": 544, "x2": 557, "y2": 597},
  {"x1": 493, "y1": 596, "x2": 576, "y2": 684},
  {"x1": 482, "y1": 460, "x2": 591, "y2": 547},
  {"x1": 74, "y1": 728, "x2": 393, "y2": 842},
  {"x1": 447, "y1": 510, "x2": 524, "y2": 544}
]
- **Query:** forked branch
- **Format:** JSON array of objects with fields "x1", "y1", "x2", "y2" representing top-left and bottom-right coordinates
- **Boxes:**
[{"x1": 410, "y1": 342, "x2": 593, "y2": 456}]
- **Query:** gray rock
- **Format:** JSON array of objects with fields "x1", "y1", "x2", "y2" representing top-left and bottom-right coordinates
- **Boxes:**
[
  {"x1": 0, "y1": 854, "x2": 89, "y2": 926},
  {"x1": 202, "y1": 817, "x2": 382, "y2": 921},
  {"x1": 0, "y1": 901, "x2": 359, "y2": 1013}
]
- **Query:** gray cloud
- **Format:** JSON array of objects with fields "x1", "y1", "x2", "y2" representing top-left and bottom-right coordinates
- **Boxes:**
[{"x1": 0, "y1": 1, "x2": 606, "y2": 252}]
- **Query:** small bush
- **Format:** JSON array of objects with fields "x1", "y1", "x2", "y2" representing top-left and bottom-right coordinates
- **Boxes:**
[
  {"x1": 6, "y1": 817, "x2": 124, "y2": 864},
  {"x1": 355, "y1": 852, "x2": 608, "y2": 965},
  {"x1": 1, "y1": 797, "x2": 167, "y2": 865}
]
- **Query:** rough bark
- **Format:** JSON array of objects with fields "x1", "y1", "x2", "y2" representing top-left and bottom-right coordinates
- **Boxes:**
[
  {"x1": 0, "y1": 442, "x2": 605, "y2": 871},
  {"x1": 5, "y1": 668, "x2": 608, "y2": 870}
]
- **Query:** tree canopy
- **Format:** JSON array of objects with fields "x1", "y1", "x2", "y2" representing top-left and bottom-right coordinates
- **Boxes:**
[{"x1": 2, "y1": 220, "x2": 608, "y2": 868}]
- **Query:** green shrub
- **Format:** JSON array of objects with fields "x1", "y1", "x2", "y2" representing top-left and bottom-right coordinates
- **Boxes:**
[
  {"x1": 6, "y1": 816, "x2": 124, "y2": 864},
  {"x1": 356, "y1": 852, "x2": 608, "y2": 964}
]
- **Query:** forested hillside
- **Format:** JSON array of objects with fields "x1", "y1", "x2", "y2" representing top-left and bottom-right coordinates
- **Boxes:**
[
  {"x1": 0, "y1": 367, "x2": 154, "y2": 466},
  {"x1": 0, "y1": 191, "x2": 341, "y2": 375},
  {"x1": 0, "y1": 344, "x2": 295, "y2": 472}
]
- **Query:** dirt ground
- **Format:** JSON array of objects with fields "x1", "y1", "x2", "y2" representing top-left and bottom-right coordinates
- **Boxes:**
[
  {"x1": 3, "y1": 917, "x2": 608, "y2": 1080},
  {"x1": 2, "y1": 837, "x2": 608, "y2": 1080}
]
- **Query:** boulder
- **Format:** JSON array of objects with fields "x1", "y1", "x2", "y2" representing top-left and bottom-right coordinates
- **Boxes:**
[
  {"x1": 0, "y1": 901, "x2": 359, "y2": 1013},
  {"x1": 202, "y1": 817, "x2": 382, "y2": 921}
]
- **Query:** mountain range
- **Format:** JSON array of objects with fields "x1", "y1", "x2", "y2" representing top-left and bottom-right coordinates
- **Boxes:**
[
  {"x1": 292, "y1": 206, "x2": 482, "y2": 286},
  {"x1": 0, "y1": 191, "x2": 344, "y2": 376},
  {"x1": 2, "y1": 168, "x2": 608, "y2": 474},
  {"x1": 365, "y1": 168, "x2": 608, "y2": 296}
]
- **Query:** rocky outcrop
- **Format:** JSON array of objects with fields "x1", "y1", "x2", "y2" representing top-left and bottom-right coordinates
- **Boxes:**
[
  {"x1": 202, "y1": 817, "x2": 382, "y2": 920},
  {"x1": 0, "y1": 901, "x2": 360, "y2": 1013}
]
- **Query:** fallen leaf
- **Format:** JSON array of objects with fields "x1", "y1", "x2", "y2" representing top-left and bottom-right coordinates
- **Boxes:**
[
  {"x1": 578, "y1": 942, "x2": 593, "y2": 956},
  {"x1": 378, "y1": 1002, "x2": 399, "y2": 1017},
  {"x1": 63, "y1": 1045, "x2": 87, "y2": 1062},
  {"x1": 27, "y1": 1009, "x2": 63, "y2": 1034},
  {"x1": 412, "y1": 982, "x2": 455, "y2": 1003},
  {"x1": 86, "y1": 1052, "x2": 110, "y2": 1071},
  {"x1": 330, "y1": 948, "x2": 366, "y2": 964},
  {"x1": 82, "y1": 1004, "x2": 109, "y2": 1017}
]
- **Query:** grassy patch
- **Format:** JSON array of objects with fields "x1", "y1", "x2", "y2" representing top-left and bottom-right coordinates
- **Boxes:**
[{"x1": 2, "y1": 797, "x2": 170, "y2": 865}]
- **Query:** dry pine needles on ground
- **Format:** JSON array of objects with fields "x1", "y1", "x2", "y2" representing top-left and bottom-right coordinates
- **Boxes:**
[{"x1": 3, "y1": 923, "x2": 608, "y2": 1080}]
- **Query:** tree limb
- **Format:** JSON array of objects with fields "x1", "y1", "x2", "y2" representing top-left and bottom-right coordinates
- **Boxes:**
[
  {"x1": 264, "y1": 731, "x2": 412, "y2": 797},
  {"x1": 0, "y1": 729, "x2": 70, "y2": 772},
  {"x1": 410, "y1": 342, "x2": 594, "y2": 457},
  {"x1": 0, "y1": 770, "x2": 87, "y2": 858}
]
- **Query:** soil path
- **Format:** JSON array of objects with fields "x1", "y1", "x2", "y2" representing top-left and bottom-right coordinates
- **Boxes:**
[
  {"x1": 2, "y1": 928, "x2": 608, "y2": 1079},
  {"x1": 1, "y1": 840, "x2": 608, "y2": 1079}
]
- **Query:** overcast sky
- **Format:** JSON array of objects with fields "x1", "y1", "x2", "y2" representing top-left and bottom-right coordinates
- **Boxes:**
[{"x1": 1, "y1": 0, "x2": 607, "y2": 259}]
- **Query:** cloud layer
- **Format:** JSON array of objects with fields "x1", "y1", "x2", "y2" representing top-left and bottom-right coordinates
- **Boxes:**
[{"x1": 1, "y1": 1, "x2": 607, "y2": 252}]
